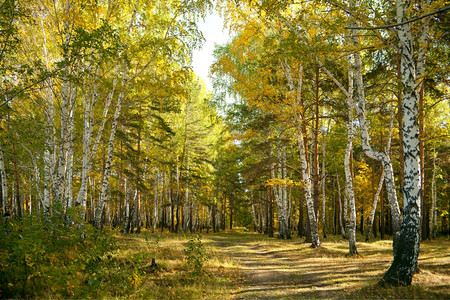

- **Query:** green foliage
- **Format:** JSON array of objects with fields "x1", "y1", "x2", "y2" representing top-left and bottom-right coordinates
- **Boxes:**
[
  {"x1": 183, "y1": 234, "x2": 210, "y2": 275},
  {"x1": 0, "y1": 209, "x2": 117, "y2": 299}
]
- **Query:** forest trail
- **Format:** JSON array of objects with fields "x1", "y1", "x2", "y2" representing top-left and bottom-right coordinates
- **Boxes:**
[
  {"x1": 208, "y1": 232, "x2": 360, "y2": 299},
  {"x1": 207, "y1": 232, "x2": 450, "y2": 299}
]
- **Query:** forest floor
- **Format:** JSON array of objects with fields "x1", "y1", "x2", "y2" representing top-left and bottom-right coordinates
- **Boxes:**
[
  {"x1": 206, "y1": 231, "x2": 450, "y2": 299},
  {"x1": 116, "y1": 229, "x2": 450, "y2": 299}
]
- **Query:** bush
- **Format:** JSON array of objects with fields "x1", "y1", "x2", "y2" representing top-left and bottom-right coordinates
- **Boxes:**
[
  {"x1": 0, "y1": 208, "x2": 117, "y2": 299},
  {"x1": 183, "y1": 234, "x2": 210, "y2": 275}
]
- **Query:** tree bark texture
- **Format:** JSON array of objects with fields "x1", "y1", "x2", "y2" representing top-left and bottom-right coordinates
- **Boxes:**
[
  {"x1": 283, "y1": 61, "x2": 320, "y2": 247},
  {"x1": 344, "y1": 55, "x2": 357, "y2": 254},
  {"x1": 381, "y1": 0, "x2": 422, "y2": 286}
]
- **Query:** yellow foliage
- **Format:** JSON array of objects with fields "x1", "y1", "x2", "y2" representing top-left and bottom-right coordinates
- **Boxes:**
[
  {"x1": 354, "y1": 160, "x2": 377, "y2": 219},
  {"x1": 265, "y1": 177, "x2": 301, "y2": 187}
]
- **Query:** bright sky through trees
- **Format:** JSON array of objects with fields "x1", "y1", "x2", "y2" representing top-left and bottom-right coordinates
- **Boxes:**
[{"x1": 192, "y1": 12, "x2": 230, "y2": 91}]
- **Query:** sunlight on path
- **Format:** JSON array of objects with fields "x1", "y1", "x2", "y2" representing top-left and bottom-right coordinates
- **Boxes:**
[{"x1": 207, "y1": 232, "x2": 450, "y2": 299}]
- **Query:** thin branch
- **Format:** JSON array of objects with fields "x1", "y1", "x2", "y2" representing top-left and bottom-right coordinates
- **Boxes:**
[
  {"x1": 284, "y1": 163, "x2": 302, "y2": 175},
  {"x1": 346, "y1": 5, "x2": 450, "y2": 30}
]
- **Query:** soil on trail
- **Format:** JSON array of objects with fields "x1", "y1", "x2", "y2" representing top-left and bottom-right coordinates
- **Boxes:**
[{"x1": 207, "y1": 232, "x2": 450, "y2": 299}]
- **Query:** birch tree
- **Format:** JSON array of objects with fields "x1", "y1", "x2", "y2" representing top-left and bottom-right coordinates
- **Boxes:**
[
  {"x1": 380, "y1": 0, "x2": 425, "y2": 286},
  {"x1": 283, "y1": 61, "x2": 320, "y2": 247},
  {"x1": 269, "y1": 137, "x2": 291, "y2": 239},
  {"x1": 0, "y1": 142, "x2": 7, "y2": 214},
  {"x1": 95, "y1": 59, "x2": 128, "y2": 228}
]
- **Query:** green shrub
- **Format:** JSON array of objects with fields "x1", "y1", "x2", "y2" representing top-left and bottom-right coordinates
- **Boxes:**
[
  {"x1": 183, "y1": 234, "x2": 210, "y2": 275},
  {"x1": 0, "y1": 208, "x2": 117, "y2": 299}
]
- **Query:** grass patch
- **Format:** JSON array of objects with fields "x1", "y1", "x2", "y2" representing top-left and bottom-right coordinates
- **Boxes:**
[
  {"x1": 111, "y1": 230, "x2": 242, "y2": 299},
  {"x1": 3, "y1": 222, "x2": 448, "y2": 299}
]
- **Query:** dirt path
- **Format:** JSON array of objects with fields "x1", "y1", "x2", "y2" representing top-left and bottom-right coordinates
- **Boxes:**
[
  {"x1": 209, "y1": 233, "x2": 344, "y2": 299},
  {"x1": 207, "y1": 232, "x2": 450, "y2": 299}
]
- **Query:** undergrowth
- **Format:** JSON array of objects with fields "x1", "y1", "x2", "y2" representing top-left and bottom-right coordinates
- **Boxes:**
[{"x1": 0, "y1": 208, "x2": 119, "y2": 298}]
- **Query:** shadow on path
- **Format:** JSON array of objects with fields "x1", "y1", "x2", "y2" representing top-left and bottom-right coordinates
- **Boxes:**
[{"x1": 207, "y1": 232, "x2": 450, "y2": 299}]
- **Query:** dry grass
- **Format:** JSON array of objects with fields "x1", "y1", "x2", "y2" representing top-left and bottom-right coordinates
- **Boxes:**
[
  {"x1": 115, "y1": 229, "x2": 449, "y2": 299},
  {"x1": 113, "y1": 230, "x2": 242, "y2": 299}
]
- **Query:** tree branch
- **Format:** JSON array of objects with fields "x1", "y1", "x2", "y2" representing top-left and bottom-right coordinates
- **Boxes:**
[{"x1": 346, "y1": 5, "x2": 450, "y2": 30}]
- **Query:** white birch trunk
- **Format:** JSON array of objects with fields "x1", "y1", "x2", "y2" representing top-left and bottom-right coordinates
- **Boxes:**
[
  {"x1": 18, "y1": 140, "x2": 43, "y2": 205},
  {"x1": 153, "y1": 170, "x2": 159, "y2": 233},
  {"x1": 184, "y1": 156, "x2": 190, "y2": 232},
  {"x1": 366, "y1": 100, "x2": 395, "y2": 242},
  {"x1": 337, "y1": 174, "x2": 346, "y2": 238},
  {"x1": 351, "y1": 29, "x2": 402, "y2": 252},
  {"x1": 43, "y1": 79, "x2": 56, "y2": 216},
  {"x1": 95, "y1": 62, "x2": 127, "y2": 228},
  {"x1": 54, "y1": 1, "x2": 72, "y2": 207},
  {"x1": 123, "y1": 179, "x2": 130, "y2": 233},
  {"x1": 54, "y1": 85, "x2": 69, "y2": 206},
  {"x1": 381, "y1": 0, "x2": 422, "y2": 285},
  {"x1": 43, "y1": 150, "x2": 51, "y2": 215},
  {"x1": 94, "y1": 0, "x2": 138, "y2": 228},
  {"x1": 344, "y1": 55, "x2": 358, "y2": 254},
  {"x1": 0, "y1": 142, "x2": 8, "y2": 214},
  {"x1": 343, "y1": 183, "x2": 349, "y2": 238},
  {"x1": 251, "y1": 190, "x2": 259, "y2": 232},
  {"x1": 76, "y1": 67, "x2": 118, "y2": 217},
  {"x1": 76, "y1": 72, "x2": 98, "y2": 212},
  {"x1": 297, "y1": 127, "x2": 320, "y2": 247},
  {"x1": 64, "y1": 89, "x2": 76, "y2": 210},
  {"x1": 283, "y1": 61, "x2": 319, "y2": 247},
  {"x1": 37, "y1": 16, "x2": 55, "y2": 216},
  {"x1": 258, "y1": 195, "x2": 264, "y2": 232},
  {"x1": 270, "y1": 138, "x2": 290, "y2": 239}
]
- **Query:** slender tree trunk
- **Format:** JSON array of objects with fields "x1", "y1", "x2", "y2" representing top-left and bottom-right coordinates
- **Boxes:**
[
  {"x1": 344, "y1": 54, "x2": 357, "y2": 254},
  {"x1": 229, "y1": 198, "x2": 233, "y2": 230},
  {"x1": 417, "y1": 8, "x2": 429, "y2": 241},
  {"x1": 251, "y1": 190, "x2": 259, "y2": 233},
  {"x1": 17, "y1": 139, "x2": 43, "y2": 207},
  {"x1": 366, "y1": 168, "x2": 384, "y2": 242},
  {"x1": 268, "y1": 189, "x2": 274, "y2": 237},
  {"x1": 94, "y1": 0, "x2": 138, "y2": 228},
  {"x1": 419, "y1": 83, "x2": 426, "y2": 240},
  {"x1": 123, "y1": 180, "x2": 131, "y2": 233},
  {"x1": 321, "y1": 129, "x2": 327, "y2": 238},
  {"x1": 344, "y1": 118, "x2": 357, "y2": 254},
  {"x1": 127, "y1": 187, "x2": 135, "y2": 232},
  {"x1": 221, "y1": 193, "x2": 226, "y2": 230},
  {"x1": 76, "y1": 68, "x2": 117, "y2": 217},
  {"x1": 313, "y1": 66, "x2": 321, "y2": 238},
  {"x1": 64, "y1": 92, "x2": 76, "y2": 212},
  {"x1": 333, "y1": 178, "x2": 337, "y2": 235},
  {"x1": 366, "y1": 98, "x2": 395, "y2": 242},
  {"x1": 297, "y1": 191, "x2": 304, "y2": 237},
  {"x1": 430, "y1": 148, "x2": 437, "y2": 239},
  {"x1": 39, "y1": 16, "x2": 54, "y2": 217},
  {"x1": 95, "y1": 62, "x2": 127, "y2": 228},
  {"x1": 153, "y1": 170, "x2": 158, "y2": 233},
  {"x1": 272, "y1": 139, "x2": 290, "y2": 239},
  {"x1": 338, "y1": 174, "x2": 347, "y2": 239},
  {"x1": 11, "y1": 139, "x2": 20, "y2": 218},
  {"x1": 381, "y1": 0, "x2": 422, "y2": 285},
  {"x1": 283, "y1": 61, "x2": 319, "y2": 247},
  {"x1": 351, "y1": 32, "x2": 402, "y2": 253},
  {"x1": 54, "y1": 84, "x2": 70, "y2": 207},
  {"x1": 135, "y1": 101, "x2": 143, "y2": 234},
  {"x1": 0, "y1": 142, "x2": 8, "y2": 215}
]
